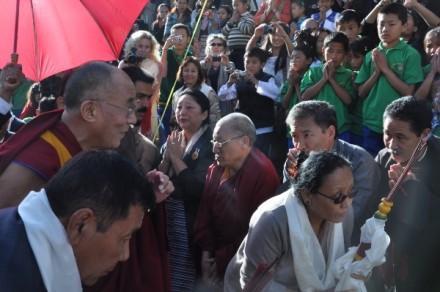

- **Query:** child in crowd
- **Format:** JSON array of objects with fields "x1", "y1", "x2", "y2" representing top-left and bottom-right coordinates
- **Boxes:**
[
  {"x1": 164, "y1": 0, "x2": 192, "y2": 39},
  {"x1": 311, "y1": 0, "x2": 340, "y2": 32},
  {"x1": 301, "y1": 32, "x2": 355, "y2": 142},
  {"x1": 311, "y1": 28, "x2": 331, "y2": 67},
  {"x1": 348, "y1": 37, "x2": 375, "y2": 146},
  {"x1": 191, "y1": 0, "x2": 219, "y2": 59},
  {"x1": 159, "y1": 24, "x2": 193, "y2": 144},
  {"x1": 290, "y1": 0, "x2": 307, "y2": 36},
  {"x1": 335, "y1": 9, "x2": 362, "y2": 45},
  {"x1": 415, "y1": 26, "x2": 440, "y2": 136},
  {"x1": 279, "y1": 44, "x2": 314, "y2": 148},
  {"x1": 355, "y1": 3, "x2": 423, "y2": 156},
  {"x1": 152, "y1": 4, "x2": 171, "y2": 45},
  {"x1": 218, "y1": 5, "x2": 232, "y2": 30},
  {"x1": 218, "y1": 47, "x2": 280, "y2": 156},
  {"x1": 222, "y1": 0, "x2": 255, "y2": 70}
]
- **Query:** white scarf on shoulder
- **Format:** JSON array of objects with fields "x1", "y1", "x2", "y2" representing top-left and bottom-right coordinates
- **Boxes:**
[
  {"x1": 18, "y1": 189, "x2": 82, "y2": 292},
  {"x1": 284, "y1": 191, "x2": 345, "y2": 292}
]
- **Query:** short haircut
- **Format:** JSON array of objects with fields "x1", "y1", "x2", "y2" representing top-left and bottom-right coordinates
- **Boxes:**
[
  {"x1": 38, "y1": 96, "x2": 58, "y2": 113},
  {"x1": 63, "y1": 62, "x2": 116, "y2": 110},
  {"x1": 293, "y1": 151, "x2": 352, "y2": 200},
  {"x1": 177, "y1": 56, "x2": 205, "y2": 88},
  {"x1": 292, "y1": 44, "x2": 315, "y2": 61},
  {"x1": 424, "y1": 26, "x2": 440, "y2": 48},
  {"x1": 46, "y1": 150, "x2": 155, "y2": 232},
  {"x1": 215, "y1": 112, "x2": 257, "y2": 146},
  {"x1": 323, "y1": 32, "x2": 349, "y2": 53},
  {"x1": 286, "y1": 100, "x2": 339, "y2": 137},
  {"x1": 179, "y1": 88, "x2": 211, "y2": 126},
  {"x1": 122, "y1": 66, "x2": 155, "y2": 85},
  {"x1": 379, "y1": 3, "x2": 407, "y2": 24},
  {"x1": 383, "y1": 96, "x2": 432, "y2": 136},
  {"x1": 219, "y1": 5, "x2": 232, "y2": 15},
  {"x1": 349, "y1": 37, "x2": 375, "y2": 56},
  {"x1": 244, "y1": 47, "x2": 269, "y2": 63},
  {"x1": 336, "y1": 9, "x2": 362, "y2": 27},
  {"x1": 291, "y1": 0, "x2": 304, "y2": 7},
  {"x1": 171, "y1": 23, "x2": 190, "y2": 37}
]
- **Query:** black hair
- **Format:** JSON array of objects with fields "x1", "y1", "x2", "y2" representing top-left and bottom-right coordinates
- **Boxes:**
[
  {"x1": 379, "y1": 3, "x2": 408, "y2": 24},
  {"x1": 46, "y1": 150, "x2": 156, "y2": 232},
  {"x1": 349, "y1": 37, "x2": 375, "y2": 56},
  {"x1": 323, "y1": 32, "x2": 349, "y2": 53},
  {"x1": 383, "y1": 96, "x2": 432, "y2": 136},
  {"x1": 245, "y1": 47, "x2": 269, "y2": 63},
  {"x1": 219, "y1": 5, "x2": 232, "y2": 15},
  {"x1": 261, "y1": 22, "x2": 290, "y2": 75},
  {"x1": 286, "y1": 100, "x2": 339, "y2": 137},
  {"x1": 171, "y1": 23, "x2": 190, "y2": 37},
  {"x1": 406, "y1": 8, "x2": 419, "y2": 28},
  {"x1": 122, "y1": 66, "x2": 155, "y2": 85},
  {"x1": 293, "y1": 151, "x2": 352, "y2": 199},
  {"x1": 63, "y1": 62, "x2": 115, "y2": 110},
  {"x1": 293, "y1": 43, "x2": 315, "y2": 61},
  {"x1": 336, "y1": 9, "x2": 362, "y2": 27},
  {"x1": 38, "y1": 96, "x2": 58, "y2": 113},
  {"x1": 177, "y1": 56, "x2": 205, "y2": 88},
  {"x1": 179, "y1": 88, "x2": 211, "y2": 126}
]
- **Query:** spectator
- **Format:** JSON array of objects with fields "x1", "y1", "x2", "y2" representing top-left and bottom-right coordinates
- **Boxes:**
[
  {"x1": 152, "y1": 4, "x2": 171, "y2": 45},
  {"x1": 311, "y1": 27, "x2": 331, "y2": 66},
  {"x1": 355, "y1": 3, "x2": 423, "y2": 156},
  {"x1": 164, "y1": 0, "x2": 193, "y2": 39},
  {"x1": 217, "y1": 5, "x2": 233, "y2": 31},
  {"x1": 158, "y1": 88, "x2": 215, "y2": 292},
  {"x1": 253, "y1": 0, "x2": 292, "y2": 26},
  {"x1": 290, "y1": 0, "x2": 308, "y2": 35},
  {"x1": 311, "y1": 0, "x2": 340, "y2": 32},
  {"x1": 222, "y1": 0, "x2": 255, "y2": 70},
  {"x1": 335, "y1": 9, "x2": 362, "y2": 44}
]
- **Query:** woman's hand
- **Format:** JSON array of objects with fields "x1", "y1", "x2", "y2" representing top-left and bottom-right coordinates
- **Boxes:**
[
  {"x1": 167, "y1": 130, "x2": 185, "y2": 162},
  {"x1": 201, "y1": 252, "x2": 220, "y2": 287},
  {"x1": 254, "y1": 24, "x2": 266, "y2": 38},
  {"x1": 221, "y1": 53, "x2": 231, "y2": 68},
  {"x1": 272, "y1": 22, "x2": 290, "y2": 42}
]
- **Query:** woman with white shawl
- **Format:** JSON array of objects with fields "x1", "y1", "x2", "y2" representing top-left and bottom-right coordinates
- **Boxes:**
[{"x1": 225, "y1": 151, "x2": 362, "y2": 291}]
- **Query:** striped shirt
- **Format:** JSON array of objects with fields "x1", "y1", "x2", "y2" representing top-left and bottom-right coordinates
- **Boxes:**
[{"x1": 222, "y1": 12, "x2": 255, "y2": 49}]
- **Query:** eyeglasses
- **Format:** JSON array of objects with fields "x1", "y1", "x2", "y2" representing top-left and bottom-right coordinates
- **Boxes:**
[
  {"x1": 210, "y1": 135, "x2": 244, "y2": 148},
  {"x1": 210, "y1": 43, "x2": 224, "y2": 47},
  {"x1": 96, "y1": 100, "x2": 136, "y2": 118},
  {"x1": 314, "y1": 190, "x2": 355, "y2": 204}
]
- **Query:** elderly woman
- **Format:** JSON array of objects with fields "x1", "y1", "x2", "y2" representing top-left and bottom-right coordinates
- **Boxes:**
[
  {"x1": 193, "y1": 113, "x2": 280, "y2": 289},
  {"x1": 172, "y1": 56, "x2": 221, "y2": 130},
  {"x1": 224, "y1": 151, "x2": 358, "y2": 291},
  {"x1": 201, "y1": 34, "x2": 236, "y2": 116},
  {"x1": 119, "y1": 30, "x2": 162, "y2": 137},
  {"x1": 158, "y1": 88, "x2": 214, "y2": 292}
]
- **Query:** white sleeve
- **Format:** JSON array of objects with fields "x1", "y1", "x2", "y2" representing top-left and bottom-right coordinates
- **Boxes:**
[
  {"x1": 0, "y1": 98, "x2": 12, "y2": 115},
  {"x1": 218, "y1": 83, "x2": 238, "y2": 101},
  {"x1": 256, "y1": 78, "x2": 281, "y2": 102}
]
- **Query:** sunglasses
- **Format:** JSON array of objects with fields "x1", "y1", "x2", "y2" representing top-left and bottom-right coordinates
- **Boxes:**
[
  {"x1": 314, "y1": 190, "x2": 355, "y2": 204},
  {"x1": 210, "y1": 42, "x2": 224, "y2": 47}
]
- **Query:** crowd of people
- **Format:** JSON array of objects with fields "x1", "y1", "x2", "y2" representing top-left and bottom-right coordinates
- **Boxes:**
[{"x1": 1, "y1": 0, "x2": 440, "y2": 291}]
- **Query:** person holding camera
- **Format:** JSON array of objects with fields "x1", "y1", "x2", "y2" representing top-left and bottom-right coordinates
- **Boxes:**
[
  {"x1": 201, "y1": 34, "x2": 236, "y2": 116},
  {"x1": 218, "y1": 47, "x2": 280, "y2": 158}
]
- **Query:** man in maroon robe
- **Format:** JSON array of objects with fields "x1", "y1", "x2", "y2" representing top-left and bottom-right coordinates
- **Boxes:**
[
  {"x1": 0, "y1": 62, "x2": 173, "y2": 291},
  {"x1": 193, "y1": 113, "x2": 280, "y2": 287}
]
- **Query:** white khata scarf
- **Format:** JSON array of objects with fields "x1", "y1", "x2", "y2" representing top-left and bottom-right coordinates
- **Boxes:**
[
  {"x1": 18, "y1": 189, "x2": 82, "y2": 292},
  {"x1": 284, "y1": 191, "x2": 345, "y2": 292}
]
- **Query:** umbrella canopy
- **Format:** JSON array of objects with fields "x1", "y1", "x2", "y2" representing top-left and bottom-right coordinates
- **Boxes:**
[{"x1": 0, "y1": 0, "x2": 148, "y2": 81}]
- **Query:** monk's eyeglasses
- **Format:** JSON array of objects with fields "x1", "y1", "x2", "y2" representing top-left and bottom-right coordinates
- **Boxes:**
[
  {"x1": 95, "y1": 100, "x2": 135, "y2": 118},
  {"x1": 210, "y1": 135, "x2": 244, "y2": 149}
]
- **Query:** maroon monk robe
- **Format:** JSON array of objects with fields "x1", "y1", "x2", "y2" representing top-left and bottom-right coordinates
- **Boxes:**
[
  {"x1": 193, "y1": 147, "x2": 280, "y2": 277},
  {"x1": 0, "y1": 109, "x2": 171, "y2": 292}
]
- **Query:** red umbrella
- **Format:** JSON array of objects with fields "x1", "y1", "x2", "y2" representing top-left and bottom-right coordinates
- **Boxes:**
[{"x1": 0, "y1": 0, "x2": 148, "y2": 81}]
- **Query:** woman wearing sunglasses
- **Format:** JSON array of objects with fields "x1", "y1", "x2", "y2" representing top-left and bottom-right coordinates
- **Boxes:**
[
  {"x1": 224, "y1": 151, "x2": 362, "y2": 291},
  {"x1": 201, "y1": 34, "x2": 236, "y2": 116}
]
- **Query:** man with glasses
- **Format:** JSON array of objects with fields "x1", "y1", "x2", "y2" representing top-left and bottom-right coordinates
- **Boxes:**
[
  {"x1": 0, "y1": 61, "x2": 173, "y2": 209},
  {"x1": 283, "y1": 100, "x2": 381, "y2": 228},
  {"x1": 193, "y1": 113, "x2": 279, "y2": 289}
]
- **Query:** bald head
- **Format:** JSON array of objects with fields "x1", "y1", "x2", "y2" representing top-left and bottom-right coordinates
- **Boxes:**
[
  {"x1": 215, "y1": 113, "x2": 256, "y2": 146},
  {"x1": 63, "y1": 62, "x2": 134, "y2": 111}
]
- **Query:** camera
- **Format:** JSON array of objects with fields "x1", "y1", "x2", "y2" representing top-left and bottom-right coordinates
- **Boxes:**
[
  {"x1": 234, "y1": 70, "x2": 246, "y2": 79},
  {"x1": 212, "y1": 55, "x2": 221, "y2": 62},
  {"x1": 124, "y1": 47, "x2": 145, "y2": 65},
  {"x1": 172, "y1": 35, "x2": 183, "y2": 42},
  {"x1": 264, "y1": 24, "x2": 275, "y2": 34}
]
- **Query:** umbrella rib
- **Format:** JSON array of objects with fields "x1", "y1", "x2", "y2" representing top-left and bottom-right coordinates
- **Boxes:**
[
  {"x1": 78, "y1": 0, "x2": 118, "y2": 58},
  {"x1": 30, "y1": 0, "x2": 40, "y2": 80}
]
